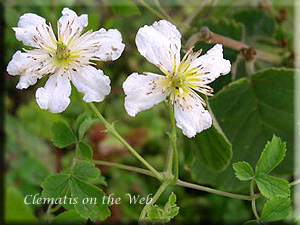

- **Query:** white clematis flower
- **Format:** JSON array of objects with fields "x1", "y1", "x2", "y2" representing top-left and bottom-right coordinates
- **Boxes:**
[
  {"x1": 123, "y1": 20, "x2": 231, "y2": 138},
  {"x1": 7, "y1": 8, "x2": 125, "y2": 113}
]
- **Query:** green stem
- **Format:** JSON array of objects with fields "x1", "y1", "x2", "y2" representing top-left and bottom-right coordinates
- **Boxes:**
[
  {"x1": 177, "y1": 179, "x2": 253, "y2": 201},
  {"x1": 136, "y1": 0, "x2": 166, "y2": 20},
  {"x1": 250, "y1": 180, "x2": 260, "y2": 221},
  {"x1": 93, "y1": 158, "x2": 256, "y2": 201},
  {"x1": 290, "y1": 178, "x2": 300, "y2": 187},
  {"x1": 93, "y1": 160, "x2": 155, "y2": 177},
  {"x1": 139, "y1": 181, "x2": 170, "y2": 222},
  {"x1": 164, "y1": 143, "x2": 173, "y2": 173},
  {"x1": 50, "y1": 204, "x2": 62, "y2": 213},
  {"x1": 46, "y1": 203, "x2": 53, "y2": 223},
  {"x1": 88, "y1": 103, "x2": 163, "y2": 181},
  {"x1": 153, "y1": 0, "x2": 175, "y2": 24},
  {"x1": 168, "y1": 101, "x2": 178, "y2": 184}
]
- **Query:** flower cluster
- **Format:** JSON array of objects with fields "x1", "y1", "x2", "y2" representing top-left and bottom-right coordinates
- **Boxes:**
[{"x1": 7, "y1": 9, "x2": 231, "y2": 138}]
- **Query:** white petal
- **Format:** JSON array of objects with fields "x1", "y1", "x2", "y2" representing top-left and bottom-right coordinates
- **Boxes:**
[
  {"x1": 94, "y1": 29, "x2": 125, "y2": 61},
  {"x1": 70, "y1": 66, "x2": 111, "y2": 102},
  {"x1": 123, "y1": 72, "x2": 169, "y2": 117},
  {"x1": 190, "y1": 44, "x2": 231, "y2": 84},
  {"x1": 70, "y1": 28, "x2": 125, "y2": 62},
  {"x1": 35, "y1": 70, "x2": 71, "y2": 113},
  {"x1": 7, "y1": 51, "x2": 53, "y2": 89},
  {"x1": 13, "y1": 13, "x2": 56, "y2": 50},
  {"x1": 174, "y1": 91, "x2": 212, "y2": 138},
  {"x1": 135, "y1": 20, "x2": 181, "y2": 74},
  {"x1": 58, "y1": 8, "x2": 88, "y2": 44}
]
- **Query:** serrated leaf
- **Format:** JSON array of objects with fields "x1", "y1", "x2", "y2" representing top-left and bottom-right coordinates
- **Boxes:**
[
  {"x1": 256, "y1": 135, "x2": 286, "y2": 175},
  {"x1": 53, "y1": 210, "x2": 86, "y2": 224},
  {"x1": 261, "y1": 197, "x2": 291, "y2": 222},
  {"x1": 168, "y1": 192, "x2": 176, "y2": 206},
  {"x1": 72, "y1": 161, "x2": 100, "y2": 181},
  {"x1": 70, "y1": 176, "x2": 110, "y2": 221},
  {"x1": 76, "y1": 141, "x2": 93, "y2": 160},
  {"x1": 184, "y1": 124, "x2": 232, "y2": 172},
  {"x1": 52, "y1": 122, "x2": 76, "y2": 148},
  {"x1": 147, "y1": 192, "x2": 179, "y2": 223},
  {"x1": 255, "y1": 173, "x2": 290, "y2": 199},
  {"x1": 188, "y1": 69, "x2": 294, "y2": 192},
  {"x1": 147, "y1": 205, "x2": 163, "y2": 221},
  {"x1": 41, "y1": 173, "x2": 71, "y2": 198},
  {"x1": 233, "y1": 161, "x2": 254, "y2": 181}
]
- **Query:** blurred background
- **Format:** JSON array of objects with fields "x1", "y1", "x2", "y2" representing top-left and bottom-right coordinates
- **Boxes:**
[{"x1": 3, "y1": 0, "x2": 296, "y2": 224}]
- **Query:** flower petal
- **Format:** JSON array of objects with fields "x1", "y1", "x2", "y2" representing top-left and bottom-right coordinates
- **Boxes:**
[
  {"x1": 70, "y1": 28, "x2": 125, "y2": 62},
  {"x1": 123, "y1": 72, "x2": 169, "y2": 117},
  {"x1": 135, "y1": 20, "x2": 181, "y2": 74},
  {"x1": 70, "y1": 66, "x2": 111, "y2": 102},
  {"x1": 57, "y1": 8, "x2": 88, "y2": 44},
  {"x1": 13, "y1": 13, "x2": 56, "y2": 50},
  {"x1": 7, "y1": 50, "x2": 54, "y2": 89},
  {"x1": 189, "y1": 44, "x2": 231, "y2": 84},
  {"x1": 173, "y1": 91, "x2": 212, "y2": 138},
  {"x1": 35, "y1": 70, "x2": 71, "y2": 113}
]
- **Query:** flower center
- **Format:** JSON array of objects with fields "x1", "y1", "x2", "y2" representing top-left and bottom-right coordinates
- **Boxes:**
[
  {"x1": 55, "y1": 41, "x2": 71, "y2": 61},
  {"x1": 170, "y1": 74, "x2": 185, "y2": 90}
]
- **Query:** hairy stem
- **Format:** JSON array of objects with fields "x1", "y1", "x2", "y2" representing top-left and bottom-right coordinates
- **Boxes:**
[
  {"x1": 88, "y1": 103, "x2": 163, "y2": 181},
  {"x1": 139, "y1": 181, "x2": 170, "y2": 222},
  {"x1": 164, "y1": 143, "x2": 173, "y2": 173},
  {"x1": 250, "y1": 180, "x2": 260, "y2": 221},
  {"x1": 93, "y1": 160, "x2": 155, "y2": 177},
  {"x1": 177, "y1": 179, "x2": 253, "y2": 201},
  {"x1": 168, "y1": 101, "x2": 178, "y2": 184},
  {"x1": 93, "y1": 159, "x2": 259, "y2": 201}
]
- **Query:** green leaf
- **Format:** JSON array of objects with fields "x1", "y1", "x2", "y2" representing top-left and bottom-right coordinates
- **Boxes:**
[
  {"x1": 41, "y1": 173, "x2": 71, "y2": 198},
  {"x1": 70, "y1": 176, "x2": 110, "y2": 221},
  {"x1": 5, "y1": 185, "x2": 37, "y2": 223},
  {"x1": 164, "y1": 192, "x2": 179, "y2": 222},
  {"x1": 72, "y1": 161, "x2": 100, "y2": 181},
  {"x1": 77, "y1": 117, "x2": 99, "y2": 140},
  {"x1": 188, "y1": 69, "x2": 294, "y2": 192},
  {"x1": 147, "y1": 205, "x2": 164, "y2": 221},
  {"x1": 146, "y1": 192, "x2": 179, "y2": 222},
  {"x1": 17, "y1": 100, "x2": 67, "y2": 140},
  {"x1": 256, "y1": 135, "x2": 286, "y2": 175},
  {"x1": 109, "y1": 0, "x2": 140, "y2": 16},
  {"x1": 232, "y1": 161, "x2": 254, "y2": 181},
  {"x1": 76, "y1": 141, "x2": 93, "y2": 160},
  {"x1": 188, "y1": 124, "x2": 232, "y2": 172},
  {"x1": 75, "y1": 113, "x2": 90, "y2": 137},
  {"x1": 261, "y1": 197, "x2": 291, "y2": 222},
  {"x1": 53, "y1": 210, "x2": 86, "y2": 224},
  {"x1": 233, "y1": 9, "x2": 275, "y2": 38},
  {"x1": 255, "y1": 173, "x2": 290, "y2": 199},
  {"x1": 52, "y1": 122, "x2": 76, "y2": 148}
]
